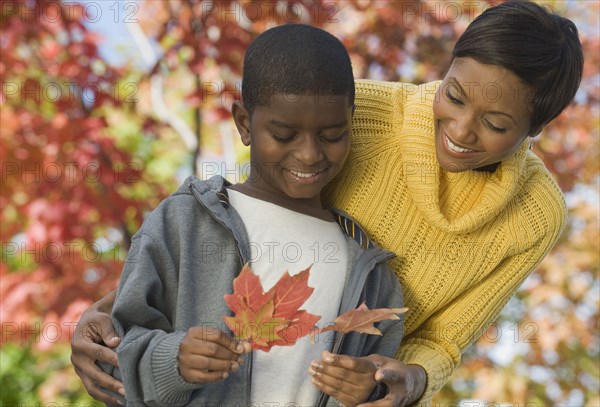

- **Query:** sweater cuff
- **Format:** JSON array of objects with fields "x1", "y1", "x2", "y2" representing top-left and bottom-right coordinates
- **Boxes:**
[
  {"x1": 398, "y1": 342, "x2": 456, "y2": 406},
  {"x1": 151, "y1": 331, "x2": 202, "y2": 404}
]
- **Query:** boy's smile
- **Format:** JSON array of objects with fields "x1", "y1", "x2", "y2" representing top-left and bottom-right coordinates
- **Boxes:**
[{"x1": 233, "y1": 93, "x2": 352, "y2": 208}]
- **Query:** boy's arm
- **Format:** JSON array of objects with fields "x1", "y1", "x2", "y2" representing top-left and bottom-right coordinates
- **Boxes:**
[
  {"x1": 110, "y1": 231, "x2": 247, "y2": 405},
  {"x1": 71, "y1": 289, "x2": 124, "y2": 404},
  {"x1": 109, "y1": 232, "x2": 202, "y2": 405}
]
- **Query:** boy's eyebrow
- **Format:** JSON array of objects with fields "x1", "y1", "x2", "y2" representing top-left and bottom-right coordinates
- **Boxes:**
[{"x1": 270, "y1": 119, "x2": 348, "y2": 129}]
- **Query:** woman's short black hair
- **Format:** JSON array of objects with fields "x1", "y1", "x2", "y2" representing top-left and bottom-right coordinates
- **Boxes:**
[
  {"x1": 453, "y1": 0, "x2": 584, "y2": 135},
  {"x1": 241, "y1": 24, "x2": 354, "y2": 114}
]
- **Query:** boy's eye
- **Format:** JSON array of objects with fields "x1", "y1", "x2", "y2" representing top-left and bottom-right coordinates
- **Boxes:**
[
  {"x1": 321, "y1": 133, "x2": 348, "y2": 143},
  {"x1": 272, "y1": 134, "x2": 295, "y2": 142}
]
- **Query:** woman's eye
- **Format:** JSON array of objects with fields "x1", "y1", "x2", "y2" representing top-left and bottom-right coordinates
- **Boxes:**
[
  {"x1": 445, "y1": 89, "x2": 463, "y2": 105},
  {"x1": 486, "y1": 121, "x2": 507, "y2": 133}
]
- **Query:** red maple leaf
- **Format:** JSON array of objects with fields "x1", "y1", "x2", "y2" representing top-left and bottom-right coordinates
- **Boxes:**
[
  {"x1": 224, "y1": 264, "x2": 406, "y2": 352},
  {"x1": 320, "y1": 303, "x2": 408, "y2": 336},
  {"x1": 223, "y1": 263, "x2": 320, "y2": 352}
]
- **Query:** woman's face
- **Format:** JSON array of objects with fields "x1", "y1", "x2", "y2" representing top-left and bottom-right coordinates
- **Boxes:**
[{"x1": 433, "y1": 57, "x2": 533, "y2": 172}]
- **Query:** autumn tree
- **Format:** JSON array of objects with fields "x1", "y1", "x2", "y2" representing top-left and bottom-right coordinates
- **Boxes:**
[{"x1": 1, "y1": 0, "x2": 597, "y2": 404}]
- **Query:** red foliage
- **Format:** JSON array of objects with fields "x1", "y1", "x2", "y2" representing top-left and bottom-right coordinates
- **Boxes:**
[{"x1": 0, "y1": 0, "x2": 170, "y2": 342}]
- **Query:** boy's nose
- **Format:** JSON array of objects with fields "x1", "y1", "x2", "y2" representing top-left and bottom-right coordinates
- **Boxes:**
[{"x1": 295, "y1": 136, "x2": 324, "y2": 166}]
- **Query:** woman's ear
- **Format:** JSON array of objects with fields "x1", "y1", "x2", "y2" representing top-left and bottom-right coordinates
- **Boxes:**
[{"x1": 232, "y1": 101, "x2": 251, "y2": 146}]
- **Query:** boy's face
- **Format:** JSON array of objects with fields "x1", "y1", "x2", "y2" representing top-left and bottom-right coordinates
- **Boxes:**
[{"x1": 233, "y1": 93, "x2": 352, "y2": 208}]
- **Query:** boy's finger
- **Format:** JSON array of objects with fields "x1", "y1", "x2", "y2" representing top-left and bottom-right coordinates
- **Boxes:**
[
  {"x1": 188, "y1": 327, "x2": 242, "y2": 352},
  {"x1": 181, "y1": 354, "x2": 240, "y2": 373},
  {"x1": 311, "y1": 376, "x2": 361, "y2": 406},
  {"x1": 321, "y1": 351, "x2": 376, "y2": 373},
  {"x1": 182, "y1": 368, "x2": 231, "y2": 384},
  {"x1": 310, "y1": 361, "x2": 372, "y2": 388},
  {"x1": 184, "y1": 328, "x2": 249, "y2": 359},
  {"x1": 311, "y1": 361, "x2": 348, "y2": 381},
  {"x1": 356, "y1": 394, "x2": 398, "y2": 407}
]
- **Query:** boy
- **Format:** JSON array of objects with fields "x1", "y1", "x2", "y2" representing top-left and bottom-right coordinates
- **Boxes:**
[{"x1": 101, "y1": 24, "x2": 403, "y2": 406}]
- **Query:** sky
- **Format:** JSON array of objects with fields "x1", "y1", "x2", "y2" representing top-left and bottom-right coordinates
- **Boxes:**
[{"x1": 82, "y1": 0, "x2": 141, "y2": 67}]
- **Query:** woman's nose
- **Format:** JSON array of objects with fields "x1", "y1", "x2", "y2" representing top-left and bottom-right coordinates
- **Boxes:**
[{"x1": 450, "y1": 115, "x2": 478, "y2": 145}]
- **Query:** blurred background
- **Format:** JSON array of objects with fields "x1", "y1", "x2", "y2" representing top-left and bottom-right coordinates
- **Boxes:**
[{"x1": 1, "y1": 0, "x2": 598, "y2": 405}]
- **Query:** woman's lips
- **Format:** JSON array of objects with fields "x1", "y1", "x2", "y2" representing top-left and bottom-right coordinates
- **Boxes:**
[{"x1": 441, "y1": 130, "x2": 480, "y2": 157}]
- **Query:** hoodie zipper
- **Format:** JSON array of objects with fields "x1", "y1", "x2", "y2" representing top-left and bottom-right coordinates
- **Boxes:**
[
  {"x1": 188, "y1": 183, "x2": 244, "y2": 272},
  {"x1": 315, "y1": 249, "x2": 396, "y2": 407}
]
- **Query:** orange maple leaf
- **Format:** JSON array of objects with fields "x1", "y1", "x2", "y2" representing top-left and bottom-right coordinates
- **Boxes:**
[
  {"x1": 223, "y1": 263, "x2": 320, "y2": 351},
  {"x1": 320, "y1": 302, "x2": 408, "y2": 335},
  {"x1": 224, "y1": 264, "x2": 406, "y2": 352}
]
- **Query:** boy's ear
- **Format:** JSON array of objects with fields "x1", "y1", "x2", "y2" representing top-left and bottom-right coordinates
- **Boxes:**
[{"x1": 232, "y1": 101, "x2": 251, "y2": 146}]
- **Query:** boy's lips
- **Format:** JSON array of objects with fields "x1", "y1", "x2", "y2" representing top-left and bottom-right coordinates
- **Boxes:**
[{"x1": 285, "y1": 167, "x2": 329, "y2": 183}]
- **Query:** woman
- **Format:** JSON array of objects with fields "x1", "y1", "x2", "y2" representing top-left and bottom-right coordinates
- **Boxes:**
[{"x1": 70, "y1": 1, "x2": 583, "y2": 405}]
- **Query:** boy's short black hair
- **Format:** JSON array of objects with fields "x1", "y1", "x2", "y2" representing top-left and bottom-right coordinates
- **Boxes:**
[
  {"x1": 242, "y1": 24, "x2": 354, "y2": 114},
  {"x1": 453, "y1": 0, "x2": 583, "y2": 135}
]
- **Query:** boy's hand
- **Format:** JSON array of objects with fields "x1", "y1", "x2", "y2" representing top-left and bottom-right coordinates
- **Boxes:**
[
  {"x1": 70, "y1": 291, "x2": 125, "y2": 405},
  {"x1": 309, "y1": 350, "x2": 378, "y2": 407},
  {"x1": 178, "y1": 327, "x2": 252, "y2": 384}
]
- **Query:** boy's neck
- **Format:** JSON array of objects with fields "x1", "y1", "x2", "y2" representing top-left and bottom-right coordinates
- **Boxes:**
[{"x1": 228, "y1": 182, "x2": 334, "y2": 222}]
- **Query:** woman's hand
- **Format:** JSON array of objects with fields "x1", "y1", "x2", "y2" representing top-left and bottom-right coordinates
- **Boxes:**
[
  {"x1": 70, "y1": 290, "x2": 125, "y2": 405},
  {"x1": 178, "y1": 326, "x2": 252, "y2": 384},
  {"x1": 357, "y1": 355, "x2": 427, "y2": 407},
  {"x1": 309, "y1": 351, "x2": 378, "y2": 407}
]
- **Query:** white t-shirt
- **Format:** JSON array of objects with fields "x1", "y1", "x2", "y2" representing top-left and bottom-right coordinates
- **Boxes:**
[{"x1": 228, "y1": 189, "x2": 349, "y2": 406}]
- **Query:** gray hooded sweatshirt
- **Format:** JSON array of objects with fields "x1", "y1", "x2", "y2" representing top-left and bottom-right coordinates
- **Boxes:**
[{"x1": 104, "y1": 175, "x2": 404, "y2": 406}]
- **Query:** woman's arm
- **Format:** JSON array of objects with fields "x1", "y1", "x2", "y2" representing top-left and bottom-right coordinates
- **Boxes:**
[
  {"x1": 359, "y1": 356, "x2": 426, "y2": 407},
  {"x1": 70, "y1": 289, "x2": 124, "y2": 404},
  {"x1": 397, "y1": 237, "x2": 562, "y2": 405},
  {"x1": 309, "y1": 352, "x2": 426, "y2": 407}
]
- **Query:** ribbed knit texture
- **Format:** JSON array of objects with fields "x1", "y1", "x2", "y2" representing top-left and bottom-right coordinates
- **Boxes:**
[
  {"x1": 151, "y1": 331, "x2": 199, "y2": 405},
  {"x1": 324, "y1": 80, "x2": 567, "y2": 405}
]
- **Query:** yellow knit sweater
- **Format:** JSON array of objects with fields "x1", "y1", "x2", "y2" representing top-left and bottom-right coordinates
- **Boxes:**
[{"x1": 324, "y1": 80, "x2": 567, "y2": 405}]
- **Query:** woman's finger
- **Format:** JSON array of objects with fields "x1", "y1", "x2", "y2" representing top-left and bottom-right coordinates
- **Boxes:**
[
  {"x1": 73, "y1": 363, "x2": 125, "y2": 405},
  {"x1": 72, "y1": 338, "x2": 119, "y2": 368}
]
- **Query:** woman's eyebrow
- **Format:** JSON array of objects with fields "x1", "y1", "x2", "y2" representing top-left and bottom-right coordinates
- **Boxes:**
[{"x1": 448, "y1": 77, "x2": 517, "y2": 125}]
